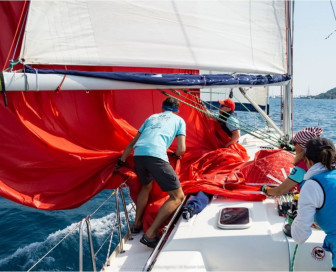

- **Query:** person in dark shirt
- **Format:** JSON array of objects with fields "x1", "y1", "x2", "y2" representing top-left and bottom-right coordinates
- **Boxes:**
[{"x1": 218, "y1": 99, "x2": 240, "y2": 147}]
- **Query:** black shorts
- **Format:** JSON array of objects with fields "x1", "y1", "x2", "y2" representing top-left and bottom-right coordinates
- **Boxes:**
[{"x1": 133, "y1": 156, "x2": 180, "y2": 192}]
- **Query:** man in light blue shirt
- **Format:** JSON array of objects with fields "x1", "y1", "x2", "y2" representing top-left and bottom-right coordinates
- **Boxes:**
[{"x1": 116, "y1": 97, "x2": 186, "y2": 248}]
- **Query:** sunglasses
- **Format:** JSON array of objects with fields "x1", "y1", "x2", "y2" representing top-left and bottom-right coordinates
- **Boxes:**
[{"x1": 219, "y1": 104, "x2": 229, "y2": 108}]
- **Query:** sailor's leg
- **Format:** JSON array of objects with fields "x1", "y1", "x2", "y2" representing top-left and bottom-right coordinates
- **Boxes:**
[
  {"x1": 134, "y1": 182, "x2": 153, "y2": 228},
  {"x1": 145, "y1": 187, "x2": 184, "y2": 239}
]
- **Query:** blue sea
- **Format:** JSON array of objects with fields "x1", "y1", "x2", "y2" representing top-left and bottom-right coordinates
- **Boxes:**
[{"x1": 0, "y1": 98, "x2": 335, "y2": 271}]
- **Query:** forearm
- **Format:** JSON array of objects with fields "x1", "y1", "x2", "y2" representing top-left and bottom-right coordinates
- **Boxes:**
[
  {"x1": 120, "y1": 145, "x2": 134, "y2": 161},
  {"x1": 120, "y1": 132, "x2": 140, "y2": 161},
  {"x1": 175, "y1": 135, "x2": 186, "y2": 156},
  {"x1": 225, "y1": 130, "x2": 240, "y2": 147},
  {"x1": 266, "y1": 178, "x2": 297, "y2": 196}
]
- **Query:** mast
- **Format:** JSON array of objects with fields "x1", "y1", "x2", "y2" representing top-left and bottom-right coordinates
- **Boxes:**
[
  {"x1": 283, "y1": 0, "x2": 294, "y2": 143},
  {"x1": 239, "y1": 87, "x2": 284, "y2": 137}
]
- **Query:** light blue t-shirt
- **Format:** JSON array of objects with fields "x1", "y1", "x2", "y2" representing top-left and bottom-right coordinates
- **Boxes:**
[
  {"x1": 134, "y1": 111, "x2": 186, "y2": 162},
  {"x1": 226, "y1": 113, "x2": 240, "y2": 132}
]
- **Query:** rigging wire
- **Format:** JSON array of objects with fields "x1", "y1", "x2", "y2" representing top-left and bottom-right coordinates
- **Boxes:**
[
  {"x1": 229, "y1": 89, "x2": 266, "y2": 129},
  {"x1": 177, "y1": 89, "x2": 284, "y2": 147},
  {"x1": 286, "y1": 0, "x2": 295, "y2": 142},
  {"x1": 2, "y1": 1, "x2": 29, "y2": 71},
  {"x1": 159, "y1": 89, "x2": 286, "y2": 147},
  {"x1": 170, "y1": 88, "x2": 285, "y2": 146},
  {"x1": 325, "y1": 0, "x2": 336, "y2": 39},
  {"x1": 331, "y1": 0, "x2": 336, "y2": 20},
  {"x1": 185, "y1": 88, "x2": 276, "y2": 132}
]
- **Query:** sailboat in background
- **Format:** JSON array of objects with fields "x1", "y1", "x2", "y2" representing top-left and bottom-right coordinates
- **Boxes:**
[
  {"x1": 0, "y1": 0, "x2": 332, "y2": 271},
  {"x1": 307, "y1": 86, "x2": 313, "y2": 98}
]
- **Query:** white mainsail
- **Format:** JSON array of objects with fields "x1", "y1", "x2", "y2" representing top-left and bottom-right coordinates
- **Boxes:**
[{"x1": 21, "y1": 0, "x2": 288, "y2": 74}]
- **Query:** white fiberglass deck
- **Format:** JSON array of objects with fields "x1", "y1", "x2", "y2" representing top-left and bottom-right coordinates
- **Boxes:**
[
  {"x1": 104, "y1": 134, "x2": 331, "y2": 271},
  {"x1": 104, "y1": 197, "x2": 331, "y2": 271},
  {"x1": 152, "y1": 197, "x2": 331, "y2": 271}
]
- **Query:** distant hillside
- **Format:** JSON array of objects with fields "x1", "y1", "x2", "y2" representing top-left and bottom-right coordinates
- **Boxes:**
[{"x1": 315, "y1": 87, "x2": 336, "y2": 99}]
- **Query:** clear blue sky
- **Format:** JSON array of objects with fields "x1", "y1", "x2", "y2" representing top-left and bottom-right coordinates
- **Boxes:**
[{"x1": 292, "y1": 0, "x2": 336, "y2": 96}]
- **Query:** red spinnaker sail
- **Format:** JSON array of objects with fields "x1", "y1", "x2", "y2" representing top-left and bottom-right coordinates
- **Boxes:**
[{"x1": 0, "y1": 2, "x2": 294, "y2": 214}]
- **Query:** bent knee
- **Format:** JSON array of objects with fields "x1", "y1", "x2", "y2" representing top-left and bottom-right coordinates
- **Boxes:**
[
  {"x1": 169, "y1": 188, "x2": 185, "y2": 203},
  {"x1": 143, "y1": 182, "x2": 153, "y2": 190},
  {"x1": 177, "y1": 191, "x2": 185, "y2": 202}
]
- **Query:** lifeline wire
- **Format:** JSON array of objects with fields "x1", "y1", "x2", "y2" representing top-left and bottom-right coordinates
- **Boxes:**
[
  {"x1": 27, "y1": 222, "x2": 81, "y2": 272},
  {"x1": 27, "y1": 180, "x2": 132, "y2": 271}
]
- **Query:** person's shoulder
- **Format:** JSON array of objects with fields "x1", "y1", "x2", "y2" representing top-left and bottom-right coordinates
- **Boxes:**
[
  {"x1": 148, "y1": 112, "x2": 160, "y2": 119},
  {"x1": 170, "y1": 114, "x2": 185, "y2": 127},
  {"x1": 176, "y1": 114, "x2": 186, "y2": 123},
  {"x1": 228, "y1": 112, "x2": 239, "y2": 123},
  {"x1": 230, "y1": 112, "x2": 238, "y2": 118},
  {"x1": 166, "y1": 111, "x2": 183, "y2": 120}
]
